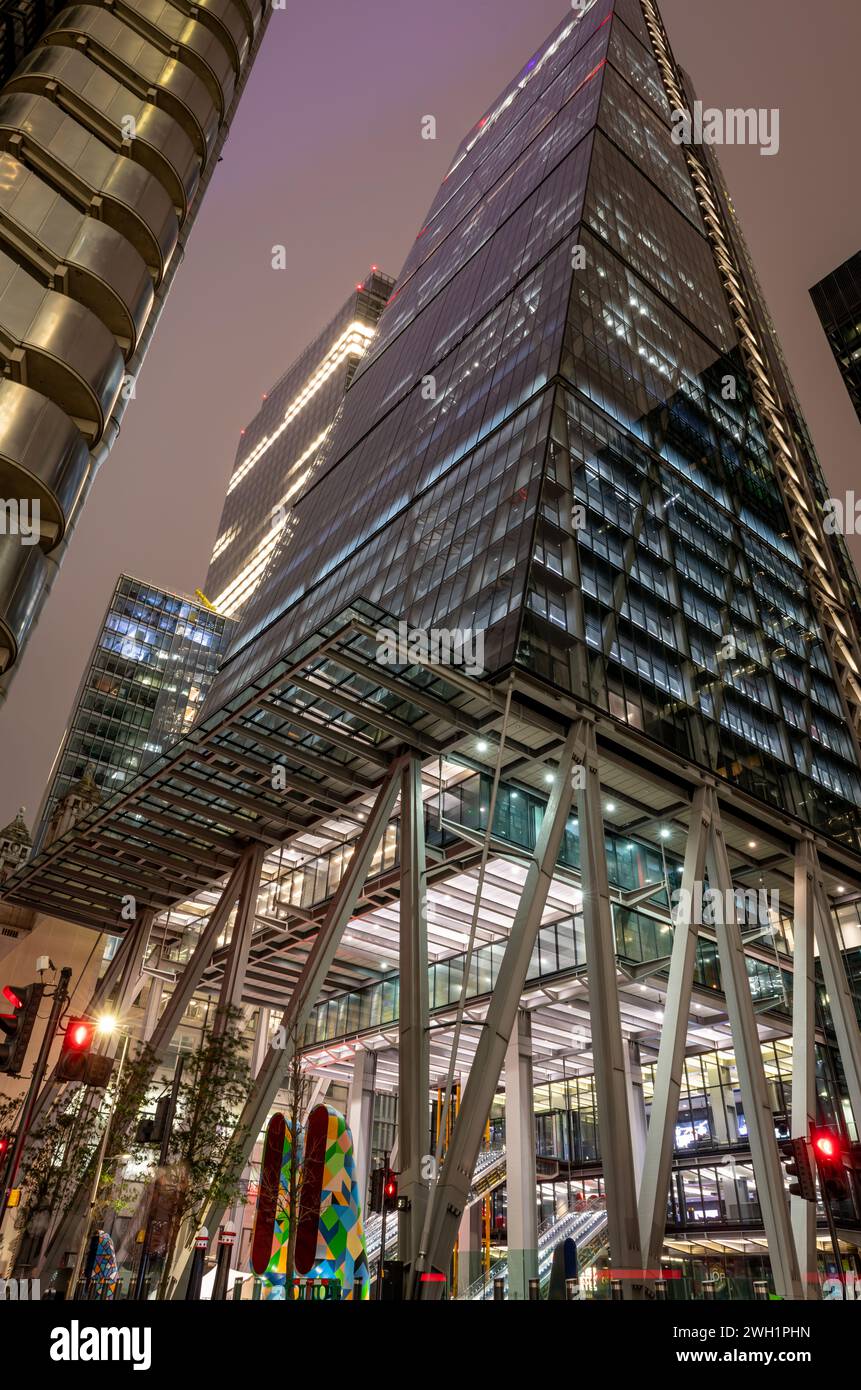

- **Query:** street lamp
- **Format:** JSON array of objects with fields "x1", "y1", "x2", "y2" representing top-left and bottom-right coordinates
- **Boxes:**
[{"x1": 67, "y1": 1017, "x2": 131, "y2": 1298}]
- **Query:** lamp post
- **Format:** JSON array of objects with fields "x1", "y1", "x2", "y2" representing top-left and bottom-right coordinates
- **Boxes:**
[{"x1": 68, "y1": 1016, "x2": 131, "y2": 1298}]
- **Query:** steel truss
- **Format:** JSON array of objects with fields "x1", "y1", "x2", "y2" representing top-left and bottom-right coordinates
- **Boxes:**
[{"x1": 3, "y1": 605, "x2": 861, "y2": 1297}]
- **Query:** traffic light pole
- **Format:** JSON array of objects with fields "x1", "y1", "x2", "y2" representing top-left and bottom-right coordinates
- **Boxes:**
[
  {"x1": 816, "y1": 1155, "x2": 847, "y2": 1301},
  {"x1": 2, "y1": 967, "x2": 72, "y2": 1213},
  {"x1": 377, "y1": 1150, "x2": 390, "y2": 1301},
  {"x1": 133, "y1": 1052, "x2": 184, "y2": 1299},
  {"x1": 68, "y1": 1029, "x2": 130, "y2": 1298}
]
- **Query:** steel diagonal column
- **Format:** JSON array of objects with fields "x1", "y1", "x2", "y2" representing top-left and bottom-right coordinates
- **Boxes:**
[
  {"x1": 418, "y1": 721, "x2": 582, "y2": 1291},
  {"x1": 398, "y1": 754, "x2": 430, "y2": 1275},
  {"x1": 638, "y1": 784, "x2": 712, "y2": 1269},
  {"x1": 347, "y1": 1047, "x2": 376, "y2": 1211},
  {"x1": 112, "y1": 908, "x2": 154, "y2": 1015},
  {"x1": 576, "y1": 722, "x2": 642, "y2": 1293},
  {"x1": 213, "y1": 843, "x2": 266, "y2": 1037},
  {"x1": 505, "y1": 1008, "x2": 538, "y2": 1300},
  {"x1": 705, "y1": 812, "x2": 803, "y2": 1300},
  {"x1": 28, "y1": 904, "x2": 156, "y2": 1135},
  {"x1": 791, "y1": 837, "x2": 820, "y2": 1297},
  {"x1": 810, "y1": 848, "x2": 861, "y2": 1128},
  {"x1": 144, "y1": 850, "x2": 254, "y2": 1060},
  {"x1": 170, "y1": 757, "x2": 406, "y2": 1298},
  {"x1": 36, "y1": 851, "x2": 253, "y2": 1280}
]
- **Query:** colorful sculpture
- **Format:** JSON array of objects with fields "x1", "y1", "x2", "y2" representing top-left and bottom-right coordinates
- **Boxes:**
[
  {"x1": 249, "y1": 1105, "x2": 368, "y2": 1300},
  {"x1": 90, "y1": 1229, "x2": 119, "y2": 1297},
  {"x1": 296, "y1": 1104, "x2": 370, "y2": 1300}
]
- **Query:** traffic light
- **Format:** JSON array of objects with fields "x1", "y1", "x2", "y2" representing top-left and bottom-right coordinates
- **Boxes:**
[
  {"x1": 0, "y1": 983, "x2": 44, "y2": 1075},
  {"x1": 811, "y1": 1128, "x2": 850, "y2": 1203},
  {"x1": 369, "y1": 1166, "x2": 385, "y2": 1214},
  {"x1": 383, "y1": 1170, "x2": 398, "y2": 1212},
  {"x1": 56, "y1": 1017, "x2": 113, "y2": 1088},
  {"x1": 783, "y1": 1137, "x2": 816, "y2": 1202}
]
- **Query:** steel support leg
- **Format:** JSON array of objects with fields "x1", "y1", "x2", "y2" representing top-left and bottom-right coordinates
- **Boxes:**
[
  {"x1": 397, "y1": 754, "x2": 430, "y2": 1275},
  {"x1": 35, "y1": 851, "x2": 254, "y2": 1280},
  {"x1": 113, "y1": 908, "x2": 154, "y2": 1015},
  {"x1": 624, "y1": 1041, "x2": 647, "y2": 1189},
  {"x1": 251, "y1": 1006, "x2": 270, "y2": 1078},
  {"x1": 638, "y1": 785, "x2": 712, "y2": 1268},
  {"x1": 505, "y1": 1008, "x2": 538, "y2": 1300},
  {"x1": 347, "y1": 1047, "x2": 376, "y2": 1211},
  {"x1": 142, "y1": 978, "x2": 164, "y2": 1043},
  {"x1": 706, "y1": 812, "x2": 803, "y2": 1299},
  {"x1": 213, "y1": 843, "x2": 265, "y2": 1036},
  {"x1": 417, "y1": 720, "x2": 583, "y2": 1288},
  {"x1": 28, "y1": 906, "x2": 154, "y2": 1135},
  {"x1": 170, "y1": 756, "x2": 407, "y2": 1298},
  {"x1": 576, "y1": 721, "x2": 642, "y2": 1293},
  {"x1": 810, "y1": 850, "x2": 861, "y2": 1130},
  {"x1": 145, "y1": 850, "x2": 255, "y2": 1060},
  {"x1": 791, "y1": 837, "x2": 820, "y2": 1298}
]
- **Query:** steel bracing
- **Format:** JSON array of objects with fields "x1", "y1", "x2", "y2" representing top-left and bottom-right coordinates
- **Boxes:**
[{"x1": 4, "y1": 608, "x2": 861, "y2": 1297}]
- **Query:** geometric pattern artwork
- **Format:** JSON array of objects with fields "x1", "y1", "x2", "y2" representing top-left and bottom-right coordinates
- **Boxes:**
[
  {"x1": 249, "y1": 1105, "x2": 368, "y2": 1300},
  {"x1": 295, "y1": 1104, "x2": 369, "y2": 1300},
  {"x1": 249, "y1": 1112, "x2": 299, "y2": 1300},
  {"x1": 90, "y1": 1230, "x2": 118, "y2": 1294}
]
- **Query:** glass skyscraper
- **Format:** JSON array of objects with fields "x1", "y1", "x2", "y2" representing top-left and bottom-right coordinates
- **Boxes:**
[
  {"x1": 205, "y1": 269, "x2": 395, "y2": 618},
  {"x1": 207, "y1": 0, "x2": 861, "y2": 857},
  {"x1": 35, "y1": 574, "x2": 231, "y2": 847},
  {"x1": 810, "y1": 250, "x2": 861, "y2": 426}
]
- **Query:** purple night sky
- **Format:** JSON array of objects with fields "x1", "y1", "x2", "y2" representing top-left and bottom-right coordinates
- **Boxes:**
[{"x1": 1, "y1": 0, "x2": 859, "y2": 827}]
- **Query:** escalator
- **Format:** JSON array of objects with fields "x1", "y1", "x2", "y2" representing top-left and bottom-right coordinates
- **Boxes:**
[{"x1": 459, "y1": 1203, "x2": 608, "y2": 1300}]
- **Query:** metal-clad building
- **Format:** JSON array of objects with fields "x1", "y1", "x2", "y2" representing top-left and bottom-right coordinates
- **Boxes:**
[{"x1": 0, "y1": 0, "x2": 270, "y2": 686}]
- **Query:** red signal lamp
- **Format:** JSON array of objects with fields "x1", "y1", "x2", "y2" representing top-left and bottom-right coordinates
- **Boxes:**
[
  {"x1": 2, "y1": 985, "x2": 22, "y2": 1012},
  {"x1": 65, "y1": 1018, "x2": 95, "y2": 1051},
  {"x1": 814, "y1": 1133, "x2": 837, "y2": 1161}
]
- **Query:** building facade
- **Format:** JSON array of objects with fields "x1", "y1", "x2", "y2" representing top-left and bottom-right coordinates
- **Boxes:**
[
  {"x1": 204, "y1": 268, "x2": 394, "y2": 618},
  {"x1": 7, "y1": 0, "x2": 861, "y2": 1302},
  {"x1": 810, "y1": 250, "x2": 861, "y2": 426},
  {"x1": 35, "y1": 575, "x2": 231, "y2": 848},
  {"x1": 207, "y1": 0, "x2": 861, "y2": 859},
  {"x1": 0, "y1": 0, "x2": 271, "y2": 688}
]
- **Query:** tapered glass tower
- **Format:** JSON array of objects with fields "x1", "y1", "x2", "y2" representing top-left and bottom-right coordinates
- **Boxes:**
[
  {"x1": 209, "y1": 0, "x2": 861, "y2": 853},
  {"x1": 205, "y1": 269, "x2": 394, "y2": 618}
]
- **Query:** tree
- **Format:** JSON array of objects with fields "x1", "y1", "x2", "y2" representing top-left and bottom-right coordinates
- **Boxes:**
[
  {"x1": 280, "y1": 1021, "x2": 314, "y2": 1292},
  {"x1": 152, "y1": 1009, "x2": 251, "y2": 1297}
]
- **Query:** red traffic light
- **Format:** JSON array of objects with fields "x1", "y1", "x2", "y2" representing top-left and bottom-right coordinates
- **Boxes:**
[
  {"x1": 384, "y1": 1178, "x2": 396, "y2": 1198},
  {"x1": 65, "y1": 1018, "x2": 95, "y2": 1052},
  {"x1": 2, "y1": 985, "x2": 22, "y2": 1012},
  {"x1": 814, "y1": 1132, "x2": 838, "y2": 1162},
  {"x1": 0, "y1": 1137, "x2": 8, "y2": 1157}
]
